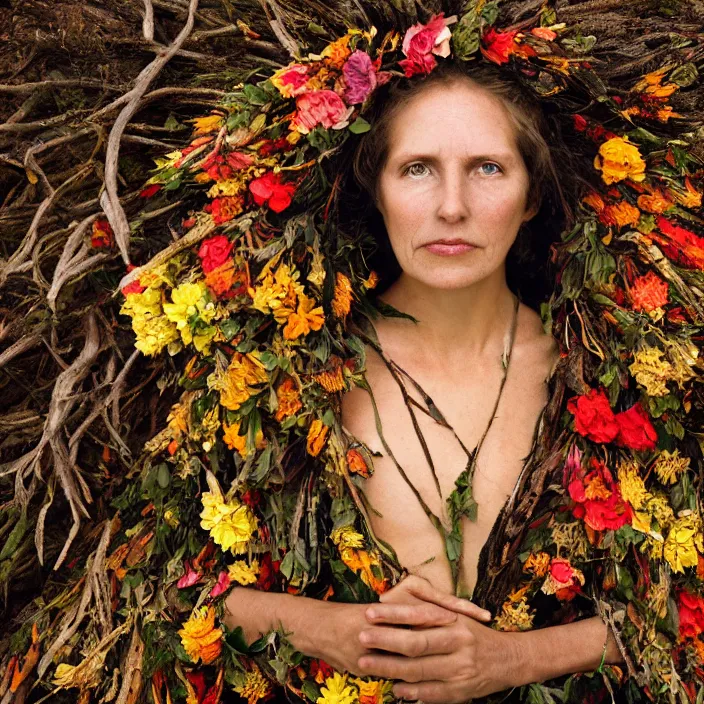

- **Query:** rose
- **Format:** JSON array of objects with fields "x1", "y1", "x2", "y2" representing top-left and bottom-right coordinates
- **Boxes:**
[
  {"x1": 249, "y1": 171, "x2": 296, "y2": 213},
  {"x1": 398, "y1": 13, "x2": 453, "y2": 77},
  {"x1": 343, "y1": 50, "x2": 377, "y2": 105},
  {"x1": 567, "y1": 388, "x2": 620, "y2": 444},
  {"x1": 198, "y1": 235, "x2": 233, "y2": 274},
  {"x1": 615, "y1": 403, "x2": 657, "y2": 452},
  {"x1": 481, "y1": 28, "x2": 519, "y2": 65},
  {"x1": 678, "y1": 590, "x2": 704, "y2": 640},
  {"x1": 292, "y1": 90, "x2": 353, "y2": 134},
  {"x1": 271, "y1": 64, "x2": 310, "y2": 97}
]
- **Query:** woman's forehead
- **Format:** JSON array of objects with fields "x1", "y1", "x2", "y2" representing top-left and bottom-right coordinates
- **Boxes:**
[{"x1": 385, "y1": 83, "x2": 519, "y2": 158}]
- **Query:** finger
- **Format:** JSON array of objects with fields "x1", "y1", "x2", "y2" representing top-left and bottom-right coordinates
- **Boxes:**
[
  {"x1": 402, "y1": 577, "x2": 492, "y2": 622},
  {"x1": 393, "y1": 681, "x2": 466, "y2": 704},
  {"x1": 357, "y1": 652, "x2": 455, "y2": 683},
  {"x1": 366, "y1": 603, "x2": 457, "y2": 627},
  {"x1": 359, "y1": 625, "x2": 456, "y2": 657}
]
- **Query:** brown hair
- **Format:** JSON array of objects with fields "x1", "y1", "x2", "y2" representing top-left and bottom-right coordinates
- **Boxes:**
[{"x1": 347, "y1": 62, "x2": 577, "y2": 308}]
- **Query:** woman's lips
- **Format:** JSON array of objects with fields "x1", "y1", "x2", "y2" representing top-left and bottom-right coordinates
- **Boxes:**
[{"x1": 423, "y1": 239, "x2": 477, "y2": 256}]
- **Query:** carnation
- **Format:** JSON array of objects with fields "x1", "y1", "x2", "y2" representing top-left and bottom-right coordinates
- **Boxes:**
[
  {"x1": 291, "y1": 90, "x2": 353, "y2": 134},
  {"x1": 566, "y1": 388, "x2": 619, "y2": 444}
]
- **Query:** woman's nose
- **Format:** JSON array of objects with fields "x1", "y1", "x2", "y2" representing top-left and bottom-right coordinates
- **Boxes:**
[{"x1": 435, "y1": 171, "x2": 469, "y2": 223}]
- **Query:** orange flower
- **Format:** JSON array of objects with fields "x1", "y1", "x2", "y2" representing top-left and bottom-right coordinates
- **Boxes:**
[
  {"x1": 634, "y1": 70, "x2": 678, "y2": 98},
  {"x1": 362, "y1": 271, "x2": 379, "y2": 290},
  {"x1": 274, "y1": 377, "x2": 302, "y2": 422},
  {"x1": 191, "y1": 114, "x2": 224, "y2": 135},
  {"x1": 178, "y1": 605, "x2": 223, "y2": 665},
  {"x1": 306, "y1": 419, "x2": 329, "y2": 457},
  {"x1": 672, "y1": 177, "x2": 702, "y2": 209},
  {"x1": 283, "y1": 295, "x2": 325, "y2": 340},
  {"x1": 223, "y1": 421, "x2": 265, "y2": 459},
  {"x1": 314, "y1": 357, "x2": 345, "y2": 393},
  {"x1": 205, "y1": 196, "x2": 244, "y2": 225},
  {"x1": 602, "y1": 201, "x2": 640, "y2": 228},
  {"x1": 205, "y1": 260, "x2": 236, "y2": 297},
  {"x1": 347, "y1": 448, "x2": 371, "y2": 478},
  {"x1": 522, "y1": 552, "x2": 551, "y2": 578},
  {"x1": 321, "y1": 34, "x2": 352, "y2": 68},
  {"x1": 630, "y1": 271, "x2": 669, "y2": 313},
  {"x1": 637, "y1": 191, "x2": 673, "y2": 214},
  {"x1": 332, "y1": 272, "x2": 353, "y2": 318}
]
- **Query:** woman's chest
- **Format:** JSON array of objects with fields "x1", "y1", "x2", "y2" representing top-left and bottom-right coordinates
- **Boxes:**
[{"x1": 341, "y1": 348, "x2": 554, "y2": 594}]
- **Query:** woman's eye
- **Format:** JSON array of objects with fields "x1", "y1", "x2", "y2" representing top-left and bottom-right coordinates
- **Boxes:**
[
  {"x1": 404, "y1": 163, "x2": 430, "y2": 178},
  {"x1": 479, "y1": 162, "x2": 501, "y2": 176}
]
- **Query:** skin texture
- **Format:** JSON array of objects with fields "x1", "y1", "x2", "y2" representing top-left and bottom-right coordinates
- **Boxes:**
[{"x1": 224, "y1": 79, "x2": 623, "y2": 702}]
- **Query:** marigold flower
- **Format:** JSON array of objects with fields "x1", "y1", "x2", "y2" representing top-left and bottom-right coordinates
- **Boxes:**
[
  {"x1": 629, "y1": 345, "x2": 673, "y2": 397},
  {"x1": 317, "y1": 672, "x2": 358, "y2": 704},
  {"x1": 653, "y1": 449, "x2": 690, "y2": 485},
  {"x1": 522, "y1": 551, "x2": 551, "y2": 577},
  {"x1": 233, "y1": 663, "x2": 272, "y2": 704},
  {"x1": 274, "y1": 377, "x2": 303, "y2": 422},
  {"x1": 321, "y1": 34, "x2": 352, "y2": 68},
  {"x1": 672, "y1": 176, "x2": 702, "y2": 209},
  {"x1": 350, "y1": 677, "x2": 394, "y2": 704},
  {"x1": 283, "y1": 294, "x2": 325, "y2": 340},
  {"x1": 617, "y1": 460, "x2": 651, "y2": 510},
  {"x1": 205, "y1": 195, "x2": 244, "y2": 224},
  {"x1": 494, "y1": 593, "x2": 535, "y2": 632},
  {"x1": 332, "y1": 272, "x2": 353, "y2": 319},
  {"x1": 346, "y1": 448, "x2": 370, "y2": 477},
  {"x1": 362, "y1": 271, "x2": 379, "y2": 290},
  {"x1": 204, "y1": 259, "x2": 237, "y2": 298},
  {"x1": 315, "y1": 357, "x2": 345, "y2": 393},
  {"x1": 594, "y1": 137, "x2": 646, "y2": 185},
  {"x1": 223, "y1": 421, "x2": 265, "y2": 459},
  {"x1": 582, "y1": 191, "x2": 605, "y2": 213},
  {"x1": 307, "y1": 419, "x2": 329, "y2": 456},
  {"x1": 199, "y1": 491, "x2": 258, "y2": 553},
  {"x1": 228, "y1": 559, "x2": 260, "y2": 585},
  {"x1": 629, "y1": 272, "x2": 669, "y2": 316},
  {"x1": 637, "y1": 191, "x2": 673, "y2": 214},
  {"x1": 601, "y1": 201, "x2": 640, "y2": 228},
  {"x1": 251, "y1": 262, "x2": 304, "y2": 323},
  {"x1": 213, "y1": 352, "x2": 268, "y2": 411},
  {"x1": 178, "y1": 605, "x2": 223, "y2": 665}
]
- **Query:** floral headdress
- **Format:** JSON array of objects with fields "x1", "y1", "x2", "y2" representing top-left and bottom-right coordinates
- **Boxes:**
[{"x1": 2, "y1": 2, "x2": 704, "y2": 703}]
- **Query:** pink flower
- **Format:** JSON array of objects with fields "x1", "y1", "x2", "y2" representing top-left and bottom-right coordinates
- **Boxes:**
[
  {"x1": 271, "y1": 64, "x2": 310, "y2": 97},
  {"x1": 343, "y1": 50, "x2": 377, "y2": 104},
  {"x1": 249, "y1": 171, "x2": 296, "y2": 212},
  {"x1": 209, "y1": 570, "x2": 231, "y2": 598},
  {"x1": 399, "y1": 14, "x2": 453, "y2": 77},
  {"x1": 292, "y1": 90, "x2": 353, "y2": 134},
  {"x1": 177, "y1": 560, "x2": 201, "y2": 589},
  {"x1": 549, "y1": 558, "x2": 576, "y2": 585}
]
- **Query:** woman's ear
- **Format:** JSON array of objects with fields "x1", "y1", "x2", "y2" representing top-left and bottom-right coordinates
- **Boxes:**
[{"x1": 522, "y1": 199, "x2": 539, "y2": 223}]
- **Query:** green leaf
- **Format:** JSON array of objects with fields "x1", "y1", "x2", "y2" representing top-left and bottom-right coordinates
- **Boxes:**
[
  {"x1": 156, "y1": 464, "x2": 170, "y2": 489},
  {"x1": 243, "y1": 84, "x2": 269, "y2": 106},
  {"x1": 280, "y1": 550, "x2": 295, "y2": 579},
  {"x1": 348, "y1": 117, "x2": 371, "y2": 134},
  {"x1": 670, "y1": 62, "x2": 698, "y2": 88},
  {"x1": 163, "y1": 114, "x2": 182, "y2": 131},
  {"x1": 301, "y1": 681, "x2": 321, "y2": 702},
  {"x1": 322, "y1": 409, "x2": 336, "y2": 427},
  {"x1": 220, "y1": 319, "x2": 240, "y2": 341}
]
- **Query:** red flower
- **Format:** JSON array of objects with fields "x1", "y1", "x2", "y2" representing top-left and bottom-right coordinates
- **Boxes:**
[
  {"x1": 567, "y1": 388, "x2": 619, "y2": 444},
  {"x1": 249, "y1": 172, "x2": 296, "y2": 213},
  {"x1": 91, "y1": 218, "x2": 114, "y2": 249},
  {"x1": 241, "y1": 489, "x2": 262, "y2": 508},
  {"x1": 550, "y1": 558, "x2": 575, "y2": 584},
  {"x1": 258, "y1": 137, "x2": 290, "y2": 157},
  {"x1": 568, "y1": 457, "x2": 632, "y2": 532},
  {"x1": 481, "y1": 28, "x2": 519, "y2": 65},
  {"x1": 614, "y1": 403, "x2": 657, "y2": 452},
  {"x1": 573, "y1": 115, "x2": 588, "y2": 132},
  {"x1": 256, "y1": 553, "x2": 280, "y2": 591},
  {"x1": 310, "y1": 659, "x2": 334, "y2": 684},
  {"x1": 651, "y1": 215, "x2": 704, "y2": 270},
  {"x1": 198, "y1": 235, "x2": 233, "y2": 274},
  {"x1": 139, "y1": 184, "x2": 162, "y2": 198},
  {"x1": 678, "y1": 590, "x2": 704, "y2": 640},
  {"x1": 204, "y1": 196, "x2": 244, "y2": 225}
]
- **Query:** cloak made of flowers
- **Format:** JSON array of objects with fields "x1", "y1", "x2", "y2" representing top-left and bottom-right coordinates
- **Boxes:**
[{"x1": 2, "y1": 2, "x2": 704, "y2": 704}]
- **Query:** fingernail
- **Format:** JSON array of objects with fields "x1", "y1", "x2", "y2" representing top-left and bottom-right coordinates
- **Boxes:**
[{"x1": 366, "y1": 607, "x2": 377, "y2": 620}]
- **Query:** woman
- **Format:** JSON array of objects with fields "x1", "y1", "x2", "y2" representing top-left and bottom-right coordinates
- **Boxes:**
[
  {"x1": 3, "y1": 3, "x2": 703, "y2": 704},
  {"x1": 220, "y1": 63, "x2": 624, "y2": 703}
]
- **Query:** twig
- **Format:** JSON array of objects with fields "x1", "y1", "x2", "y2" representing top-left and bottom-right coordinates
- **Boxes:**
[
  {"x1": 99, "y1": 0, "x2": 200, "y2": 265},
  {"x1": 0, "y1": 80, "x2": 124, "y2": 94},
  {"x1": 143, "y1": 0, "x2": 155, "y2": 41}
]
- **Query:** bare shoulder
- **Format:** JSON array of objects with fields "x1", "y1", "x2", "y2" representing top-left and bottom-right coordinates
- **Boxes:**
[{"x1": 515, "y1": 302, "x2": 559, "y2": 376}]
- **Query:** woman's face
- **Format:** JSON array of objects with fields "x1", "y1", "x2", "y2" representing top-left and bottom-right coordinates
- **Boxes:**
[{"x1": 376, "y1": 79, "x2": 536, "y2": 291}]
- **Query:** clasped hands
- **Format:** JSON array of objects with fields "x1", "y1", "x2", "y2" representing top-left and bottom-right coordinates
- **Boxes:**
[{"x1": 329, "y1": 575, "x2": 523, "y2": 703}]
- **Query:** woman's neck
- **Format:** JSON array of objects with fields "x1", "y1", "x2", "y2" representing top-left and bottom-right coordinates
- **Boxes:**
[{"x1": 377, "y1": 269, "x2": 518, "y2": 363}]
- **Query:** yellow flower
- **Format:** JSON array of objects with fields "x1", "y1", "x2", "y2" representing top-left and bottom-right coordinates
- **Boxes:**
[
  {"x1": 331, "y1": 526, "x2": 365, "y2": 550},
  {"x1": 617, "y1": 460, "x2": 651, "y2": 510},
  {"x1": 593, "y1": 137, "x2": 646, "y2": 185},
  {"x1": 178, "y1": 605, "x2": 223, "y2": 664},
  {"x1": 664, "y1": 516, "x2": 700, "y2": 573},
  {"x1": 250, "y1": 263, "x2": 304, "y2": 323},
  {"x1": 320, "y1": 34, "x2": 352, "y2": 68},
  {"x1": 307, "y1": 249, "x2": 327, "y2": 287},
  {"x1": 644, "y1": 492, "x2": 675, "y2": 529},
  {"x1": 233, "y1": 664, "x2": 272, "y2": 704},
  {"x1": 494, "y1": 594, "x2": 535, "y2": 632},
  {"x1": 130, "y1": 313, "x2": 180, "y2": 356},
  {"x1": 211, "y1": 352, "x2": 268, "y2": 411},
  {"x1": 332, "y1": 272, "x2": 353, "y2": 319},
  {"x1": 191, "y1": 114, "x2": 224, "y2": 135},
  {"x1": 317, "y1": 672, "x2": 358, "y2": 704},
  {"x1": 200, "y1": 491, "x2": 258, "y2": 553},
  {"x1": 350, "y1": 677, "x2": 394, "y2": 704},
  {"x1": 163, "y1": 282, "x2": 213, "y2": 346},
  {"x1": 653, "y1": 449, "x2": 690, "y2": 485},
  {"x1": 629, "y1": 346, "x2": 673, "y2": 397},
  {"x1": 283, "y1": 294, "x2": 325, "y2": 340},
  {"x1": 228, "y1": 559, "x2": 260, "y2": 585},
  {"x1": 223, "y1": 421, "x2": 265, "y2": 459},
  {"x1": 120, "y1": 287, "x2": 162, "y2": 317},
  {"x1": 522, "y1": 552, "x2": 551, "y2": 577},
  {"x1": 306, "y1": 419, "x2": 329, "y2": 456}
]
